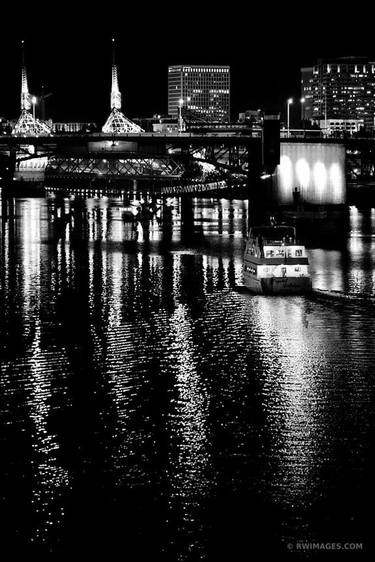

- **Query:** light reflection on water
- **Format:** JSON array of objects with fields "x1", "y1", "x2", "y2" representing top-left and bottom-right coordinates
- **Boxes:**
[
  {"x1": 0, "y1": 195, "x2": 374, "y2": 558},
  {"x1": 309, "y1": 206, "x2": 375, "y2": 294}
]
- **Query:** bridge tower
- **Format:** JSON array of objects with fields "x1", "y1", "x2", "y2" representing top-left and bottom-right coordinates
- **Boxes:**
[
  {"x1": 102, "y1": 38, "x2": 143, "y2": 134},
  {"x1": 12, "y1": 41, "x2": 51, "y2": 136}
]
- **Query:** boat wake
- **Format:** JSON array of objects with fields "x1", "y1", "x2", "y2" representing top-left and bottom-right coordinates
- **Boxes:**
[
  {"x1": 311, "y1": 288, "x2": 375, "y2": 305},
  {"x1": 234, "y1": 284, "x2": 375, "y2": 306}
]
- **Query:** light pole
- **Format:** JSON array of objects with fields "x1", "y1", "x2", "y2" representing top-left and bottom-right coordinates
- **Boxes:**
[
  {"x1": 300, "y1": 97, "x2": 306, "y2": 132},
  {"x1": 32, "y1": 96, "x2": 37, "y2": 120},
  {"x1": 287, "y1": 98, "x2": 293, "y2": 136},
  {"x1": 178, "y1": 98, "x2": 184, "y2": 132}
]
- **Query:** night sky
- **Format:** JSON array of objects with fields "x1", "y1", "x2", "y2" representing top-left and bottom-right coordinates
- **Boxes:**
[{"x1": 0, "y1": 1, "x2": 373, "y2": 124}]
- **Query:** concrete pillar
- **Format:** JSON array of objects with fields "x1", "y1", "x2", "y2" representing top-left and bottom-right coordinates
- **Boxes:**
[
  {"x1": 180, "y1": 195, "x2": 194, "y2": 239},
  {"x1": 247, "y1": 141, "x2": 267, "y2": 228}
]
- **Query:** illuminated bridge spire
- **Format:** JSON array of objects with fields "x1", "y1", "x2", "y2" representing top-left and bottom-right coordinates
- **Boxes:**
[
  {"x1": 20, "y1": 40, "x2": 32, "y2": 111},
  {"x1": 102, "y1": 38, "x2": 143, "y2": 134},
  {"x1": 13, "y1": 40, "x2": 51, "y2": 136},
  {"x1": 110, "y1": 38, "x2": 121, "y2": 110}
]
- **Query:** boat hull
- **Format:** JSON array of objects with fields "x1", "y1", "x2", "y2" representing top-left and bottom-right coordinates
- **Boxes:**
[{"x1": 244, "y1": 275, "x2": 312, "y2": 295}]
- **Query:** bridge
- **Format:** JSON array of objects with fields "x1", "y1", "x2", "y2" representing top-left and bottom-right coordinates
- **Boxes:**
[
  {"x1": 0, "y1": 40, "x2": 268, "y2": 193},
  {"x1": 0, "y1": 131, "x2": 260, "y2": 189},
  {"x1": 0, "y1": 39, "x2": 367, "y2": 207}
]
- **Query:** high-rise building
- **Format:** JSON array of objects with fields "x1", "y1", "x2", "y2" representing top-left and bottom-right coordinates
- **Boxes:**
[
  {"x1": 301, "y1": 57, "x2": 375, "y2": 131},
  {"x1": 168, "y1": 65, "x2": 230, "y2": 122},
  {"x1": 300, "y1": 67, "x2": 314, "y2": 121}
]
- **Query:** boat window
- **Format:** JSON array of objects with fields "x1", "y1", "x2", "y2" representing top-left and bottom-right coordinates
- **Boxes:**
[
  {"x1": 295, "y1": 266, "x2": 301, "y2": 272},
  {"x1": 251, "y1": 226, "x2": 296, "y2": 243},
  {"x1": 266, "y1": 250, "x2": 274, "y2": 257},
  {"x1": 295, "y1": 249, "x2": 303, "y2": 257},
  {"x1": 245, "y1": 265, "x2": 256, "y2": 274}
]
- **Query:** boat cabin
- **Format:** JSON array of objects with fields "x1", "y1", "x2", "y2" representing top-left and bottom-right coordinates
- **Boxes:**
[{"x1": 246, "y1": 226, "x2": 307, "y2": 260}]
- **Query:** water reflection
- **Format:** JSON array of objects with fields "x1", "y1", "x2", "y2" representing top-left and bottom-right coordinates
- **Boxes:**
[
  {"x1": 0, "y1": 194, "x2": 374, "y2": 557},
  {"x1": 252, "y1": 297, "x2": 326, "y2": 537},
  {"x1": 0, "y1": 198, "x2": 71, "y2": 549},
  {"x1": 309, "y1": 206, "x2": 375, "y2": 294},
  {"x1": 168, "y1": 304, "x2": 211, "y2": 560}
]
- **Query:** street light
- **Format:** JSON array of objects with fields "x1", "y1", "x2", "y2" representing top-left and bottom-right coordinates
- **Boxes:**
[
  {"x1": 178, "y1": 98, "x2": 184, "y2": 132},
  {"x1": 300, "y1": 97, "x2": 305, "y2": 122},
  {"x1": 32, "y1": 96, "x2": 37, "y2": 120},
  {"x1": 287, "y1": 98, "x2": 293, "y2": 136}
]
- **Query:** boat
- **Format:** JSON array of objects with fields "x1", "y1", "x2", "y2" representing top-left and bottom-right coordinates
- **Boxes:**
[{"x1": 243, "y1": 224, "x2": 312, "y2": 294}]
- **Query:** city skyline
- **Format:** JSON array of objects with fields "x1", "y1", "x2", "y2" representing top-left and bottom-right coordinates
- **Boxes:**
[{"x1": 0, "y1": 5, "x2": 374, "y2": 123}]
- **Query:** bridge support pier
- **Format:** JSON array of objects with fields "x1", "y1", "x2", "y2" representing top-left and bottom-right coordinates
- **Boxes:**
[
  {"x1": 180, "y1": 196, "x2": 195, "y2": 239},
  {"x1": 1, "y1": 149, "x2": 17, "y2": 227},
  {"x1": 247, "y1": 142, "x2": 269, "y2": 228},
  {"x1": 0, "y1": 149, "x2": 17, "y2": 195},
  {"x1": 160, "y1": 196, "x2": 173, "y2": 242}
]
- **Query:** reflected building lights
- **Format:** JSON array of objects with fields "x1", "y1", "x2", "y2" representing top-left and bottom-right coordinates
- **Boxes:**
[
  {"x1": 28, "y1": 324, "x2": 71, "y2": 544},
  {"x1": 14, "y1": 200, "x2": 71, "y2": 544},
  {"x1": 349, "y1": 205, "x2": 362, "y2": 235},
  {"x1": 168, "y1": 304, "x2": 211, "y2": 558},
  {"x1": 172, "y1": 253, "x2": 182, "y2": 304},
  {"x1": 1, "y1": 193, "x2": 375, "y2": 557},
  {"x1": 253, "y1": 297, "x2": 325, "y2": 512}
]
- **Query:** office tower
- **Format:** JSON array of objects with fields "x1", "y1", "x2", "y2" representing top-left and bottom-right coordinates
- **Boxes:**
[
  {"x1": 168, "y1": 65, "x2": 230, "y2": 122},
  {"x1": 301, "y1": 57, "x2": 375, "y2": 132}
]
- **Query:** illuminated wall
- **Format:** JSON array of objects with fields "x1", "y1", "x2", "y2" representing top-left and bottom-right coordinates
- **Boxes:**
[{"x1": 275, "y1": 142, "x2": 346, "y2": 205}]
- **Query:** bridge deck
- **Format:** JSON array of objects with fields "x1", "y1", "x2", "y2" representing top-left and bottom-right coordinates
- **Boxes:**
[{"x1": 0, "y1": 132, "x2": 259, "y2": 149}]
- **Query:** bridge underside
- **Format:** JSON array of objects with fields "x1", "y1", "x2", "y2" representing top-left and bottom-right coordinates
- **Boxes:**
[
  {"x1": 45, "y1": 154, "x2": 185, "y2": 180},
  {"x1": 15, "y1": 143, "x2": 251, "y2": 172},
  {"x1": 1, "y1": 133, "x2": 259, "y2": 196},
  {"x1": 166, "y1": 143, "x2": 250, "y2": 173},
  {"x1": 42, "y1": 153, "x2": 248, "y2": 195}
]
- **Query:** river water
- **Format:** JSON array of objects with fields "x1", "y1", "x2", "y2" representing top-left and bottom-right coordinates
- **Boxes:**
[{"x1": 0, "y1": 195, "x2": 373, "y2": 559}]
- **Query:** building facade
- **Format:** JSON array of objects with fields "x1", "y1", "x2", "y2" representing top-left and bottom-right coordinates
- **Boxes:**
[
  {"x1": 300, "y1": 67, "x2": 314, "y2": 121},
  {"x1": 301, "y1": 57, "x2": 375, "y2": 132},
  {"x1": 168, "y1": 65, "x2": 230, "y2": 122}
]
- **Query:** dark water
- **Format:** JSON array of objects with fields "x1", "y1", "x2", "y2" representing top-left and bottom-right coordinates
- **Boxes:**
[{"x1": 0, "y1": 195, "x2": 374, "y2": 559}]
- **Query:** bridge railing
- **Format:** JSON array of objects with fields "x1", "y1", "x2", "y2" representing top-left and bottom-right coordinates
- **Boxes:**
[
  {"x1": 2, "y1": 130, "x2": 262, "y2": 141},
  {"x1": 281, "y1": 129, "x2": 375, "y2": 140},
  {"x1": 281, "y1": 129, "x2": 326, "y2": 139}
]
